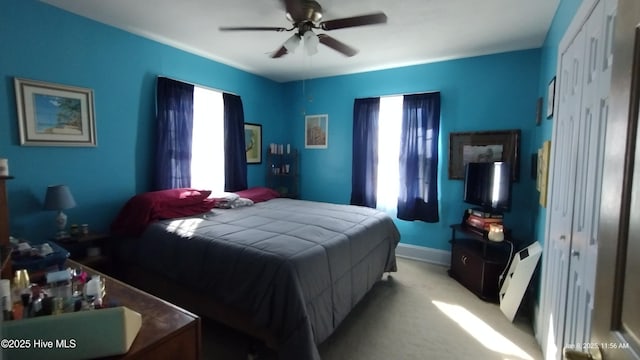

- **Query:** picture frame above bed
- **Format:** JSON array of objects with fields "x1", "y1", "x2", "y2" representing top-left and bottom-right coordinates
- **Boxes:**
[
  {"x1": 244, "y1": 122, "x2": 262, "y2": 164},
  {"x1": 449, "y1": 129, "x2": 521, "y2": 181},
  {"x1": 14, "y1": 77, "x2": 97, "y2": 147}
]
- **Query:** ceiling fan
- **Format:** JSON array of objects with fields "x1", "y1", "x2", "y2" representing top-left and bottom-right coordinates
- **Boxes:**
[{"x1": 219, "y1": 0, "x2": 387, "y2": 58}]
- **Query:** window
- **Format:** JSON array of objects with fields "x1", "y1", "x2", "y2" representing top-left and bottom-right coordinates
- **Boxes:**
[
  {"x1": 191, "y1": 86, "x2": 224, "y2": 193},
  {"x1": 155, "y1": 77, "x2": 246, "y2": 192},
  {"x1": 376, "y1": 95, "x2": 403, "y2": 211},
  {"x1": 351, "y1": 92, "x2": 440, "y2": 222}
]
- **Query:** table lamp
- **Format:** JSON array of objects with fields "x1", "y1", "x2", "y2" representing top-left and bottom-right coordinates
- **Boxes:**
[{"x1": 44, "y1": 185, "x2": 76, "y2": 239}]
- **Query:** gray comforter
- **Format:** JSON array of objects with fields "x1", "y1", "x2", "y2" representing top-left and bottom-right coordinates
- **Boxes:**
[{"x1": 135, "y1": 198, "x2": 400, "y2": 359}]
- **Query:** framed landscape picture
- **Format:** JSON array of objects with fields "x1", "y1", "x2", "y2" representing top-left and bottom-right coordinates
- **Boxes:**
[
  {"x1": 14, "y1": 78, "x2": 96, "y2": 147},
  {"x1": 449, "y1": 129, "x2": 521, "y2": 181},
  {"x1": 244, "y1": 122, "x2": 262, "y2": 164}
]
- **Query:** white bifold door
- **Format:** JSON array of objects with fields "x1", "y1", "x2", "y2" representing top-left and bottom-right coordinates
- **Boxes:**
[{"x1": 538, "y1": 0, "x2": 617, "y2": 358}]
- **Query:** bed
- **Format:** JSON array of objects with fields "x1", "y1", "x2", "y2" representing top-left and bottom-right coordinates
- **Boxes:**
[{"x1": 110, "y1": 188, "x2": 400, "y2": 360}]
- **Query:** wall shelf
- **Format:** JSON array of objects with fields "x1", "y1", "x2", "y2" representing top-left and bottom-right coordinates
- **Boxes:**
[{"x1": 266, "y1": 148, "x2": 299, "y2": 198}]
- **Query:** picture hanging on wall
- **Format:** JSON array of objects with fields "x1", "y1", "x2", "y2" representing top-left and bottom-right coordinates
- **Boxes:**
[
  {"x1": 537, "y1": 140, "x2": 551, "y2": 207},
  {"x1": 546, "y1": 77, "x2": 556, "y2": 118},
  {"x1": 536, "y1": 97, "x2": 543, "y2": 126},
  {"x1": 244, "y1": 122, "x2": 262, "y2": 164},
  {"x1": 449, "y1": 129, "x2": 521, "y2": 181},
  {"x1": 14, "y1": 77, "x2": 96, "y2": 147},
  {"x1": 305, "y1": 114, "x2": 328, "y2": 149}
]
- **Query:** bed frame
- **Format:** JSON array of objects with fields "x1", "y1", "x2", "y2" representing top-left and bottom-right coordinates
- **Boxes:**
[
  {"x1": 111, "y1": 258, "x2": 278, "y2": 351},
  {"x1": 108, "y1": 197, "x2": 401, "y2": 359}
]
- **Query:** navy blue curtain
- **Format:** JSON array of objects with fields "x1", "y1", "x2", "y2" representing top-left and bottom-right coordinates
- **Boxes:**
[
  {"x1": 350, "y1": 98, "x2": 380, "y2": 208},
  {"x1": 155, "y1": 77, "x2": 194, "y2": 190},
  {"x1": 223, "y1": 93, "x2": 248, "y2": 192},
  {"x1": 397, "y1": 92, "x2": 441, "y2": 222}
]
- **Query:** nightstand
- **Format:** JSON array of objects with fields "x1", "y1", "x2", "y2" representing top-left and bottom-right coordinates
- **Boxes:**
[{"x1": 55, "y1": 233, "x2": 112, "y2": 272}]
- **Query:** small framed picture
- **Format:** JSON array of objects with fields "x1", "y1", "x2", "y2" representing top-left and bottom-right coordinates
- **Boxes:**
[
  {"x1": 547, "y1": 77, "x2": 556, "y2": 119},
  {"x1": 536, "y1": 97, "x2": 543, "y2": 126},
  {"x1": 14, "y1": 77, "x2": 96, "y2": 147},
  {"x1": 538, "y1": 140, "x2": 551, "y2": 207},
  {"x1": 305, "y1": 114, "x2": 328, "y2": 149},
  {"x1": 244, "y1": 122, "x2": 262, "y2": 164}
]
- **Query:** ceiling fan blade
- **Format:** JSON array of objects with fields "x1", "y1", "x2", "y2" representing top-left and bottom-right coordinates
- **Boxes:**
[
  {"x1": 219, "y1": 26, "x2": 287, "y2": 32},
  {"x1": 271, "y1": 46, "x2": 288, "y2": 58},
  {"x1": 320, "y1": 12, "x2": 387, "y2": 31},
  {"x1": 282, "y1": 0, "x2": 304, "y2": 22},
  {"x1": 317, "y1": 34, "x2": 358, "y2": 57}
]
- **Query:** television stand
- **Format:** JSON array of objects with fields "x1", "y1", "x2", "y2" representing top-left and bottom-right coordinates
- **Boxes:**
[{"x1": 448, "y1": 224, "x2": 512, "y2": 302}]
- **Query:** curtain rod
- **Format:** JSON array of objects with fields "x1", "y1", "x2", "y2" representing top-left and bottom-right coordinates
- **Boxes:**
[
  {"x1": 158, "y1": 75, "x2": 237, "y2": 96},
  {"x1": 354, "y1": 90, "x2": 439, "y2": 100},
  {"x1": 379, "y1": 90, "x2": 440, "y2": 98}
]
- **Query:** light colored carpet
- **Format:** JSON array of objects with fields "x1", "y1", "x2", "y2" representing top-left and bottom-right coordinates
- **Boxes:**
[{"x1": 202, "y1": 257, "x2": 543, "y2": 360}]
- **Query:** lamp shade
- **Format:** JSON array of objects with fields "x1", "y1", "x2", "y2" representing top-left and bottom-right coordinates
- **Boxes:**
[{"x1": 44, "y1": 185, "x2": 76, "y2": 211}]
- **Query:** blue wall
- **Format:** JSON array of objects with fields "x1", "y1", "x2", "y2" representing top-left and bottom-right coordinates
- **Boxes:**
[
  {"x1": 0, "y1": 0, "x2": 285, "y2": 241},
  {"x1": 283, "y1": 50, "x2": 542, "y2": 250}
]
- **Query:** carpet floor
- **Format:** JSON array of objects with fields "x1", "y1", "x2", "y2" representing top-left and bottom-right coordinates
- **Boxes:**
[{"x1": 201, "y1": 257, "x2": 543, "y2": 360}]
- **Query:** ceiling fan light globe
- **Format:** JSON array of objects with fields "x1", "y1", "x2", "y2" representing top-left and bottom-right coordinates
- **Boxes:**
[
  {"x1": 303, "y1": 31, "x2": 319, "y2": 55},
  {"x1": 283, "y1": 34, "x2": 301, "y2": 53}
]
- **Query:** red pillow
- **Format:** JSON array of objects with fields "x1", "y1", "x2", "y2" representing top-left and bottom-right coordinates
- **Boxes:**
[
  {"x1": 234, "y1": 187, "x2": 280, "y2": 203},
  {"x1": 111, "y1": 188, "x2": 214, "y2": 236},
  {"x1": 144, "y1": 188, "x2": 211, "y2": 207}
]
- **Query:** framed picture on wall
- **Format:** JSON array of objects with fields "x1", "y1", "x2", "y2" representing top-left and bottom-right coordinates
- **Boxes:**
[
  {"x1": 244, "y1": 122, "x2": 262, "y2": 164},
  {"x1": 536, "y1": 97, "x2": 543, "y2": 126},
  {"x1": 538, "y1": 140, "x2": 551, "y2": 207},
  {"x1": 305, "y1": 114, "x2": 328, "y2": 149},
  {"x1": 14, "y1": 77, "x2": 97, "y2": 147},
  {"x1": 449, "y1": 129, "x2": 521, "y2": 181},
  {"x1": 546, "y1": 76, "x2": 556, "y2": 118}
]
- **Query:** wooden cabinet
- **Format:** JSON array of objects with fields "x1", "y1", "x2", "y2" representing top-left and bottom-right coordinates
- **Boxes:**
[
  {"x1": 56, "y1": 233, "x2": 112, "y2": 272},
  {"x1": 68, "y1": 259, "x2": 201, "y2": 360},
  {"x1": 1, "y1": 176, "x2": 14, "y2": 279},
  {"x1": 266, "y1": 147, "x2": 299, "y2": 198},
  {"x1": 448, "y1": 224, "x2": 511, "y2": 302}
]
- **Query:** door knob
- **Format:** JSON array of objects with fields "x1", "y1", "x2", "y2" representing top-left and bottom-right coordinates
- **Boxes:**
[
  {"x1": 571, "y1": 249, "x2": 580, "y2": 257},
  {"x1": 563, "y1": 346, "x2": 602, "y2": 360}
]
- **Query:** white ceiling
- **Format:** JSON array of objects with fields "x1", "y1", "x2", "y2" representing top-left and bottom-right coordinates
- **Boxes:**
[{"x1": 41, "y1": 0, "x2": 559, "y2": 83}]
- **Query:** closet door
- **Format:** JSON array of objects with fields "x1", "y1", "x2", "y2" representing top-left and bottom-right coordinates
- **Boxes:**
[
  {"x1": 563, "y1": 0, "x2": 612, "y2": 350},
  {"x1": 539, "y1": 1, "x2": 616, "y2": 358},
  {"x1": 542, "y1": 24, "x2": 585, "y2": 360}
]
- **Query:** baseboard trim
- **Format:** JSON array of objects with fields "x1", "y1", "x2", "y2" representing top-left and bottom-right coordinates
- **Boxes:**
[{"x1": 395, "y1": 243, "x2": 451, "y2": 267}]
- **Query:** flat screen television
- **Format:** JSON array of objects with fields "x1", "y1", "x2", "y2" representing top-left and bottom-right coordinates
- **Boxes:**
[{"x1": 463, "y1": 161, "x2": 512, "y2": 214}]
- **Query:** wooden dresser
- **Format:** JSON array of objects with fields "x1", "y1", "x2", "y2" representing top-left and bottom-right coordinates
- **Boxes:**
[{"x1": 67, "y1": 260, "x2": 202, "y2": 359}]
